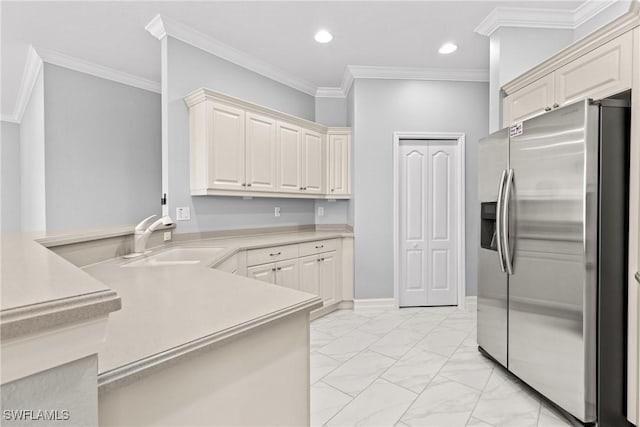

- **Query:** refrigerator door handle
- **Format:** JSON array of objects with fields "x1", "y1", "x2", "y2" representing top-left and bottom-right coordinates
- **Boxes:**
[
  {"x1": 502, "y1": 168, "x2": 514, "y2": 275},
  {"x1": 496, "y1": 169, "x2": 507, "y2": 273}
]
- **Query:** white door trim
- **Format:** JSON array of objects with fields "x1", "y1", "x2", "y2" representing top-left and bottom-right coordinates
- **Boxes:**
[{"x1": 392, "y1": 132, "x2": 466, "y2": 309}]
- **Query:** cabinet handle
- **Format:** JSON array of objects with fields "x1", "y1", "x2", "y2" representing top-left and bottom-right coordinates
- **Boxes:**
[
  {"x1": 271, "y1": 268, "x2": 276, "y2": 272},
  {"x1": 552, "y1": 103, "x2": 559, "y2": 109},
  {"x1": 299, "y1": 187, "x2": 304, "y2": 190},
  {"x1": 317, "y1": 258, "x2": 322, "y2": 262},
  {"x1": 269, "y1": 252, "x2": 281, "y2": 256},
  {"x1": 544, "y1": 106, "x2": 552, "y2": 112},
  {"x1": 242, "y1": 183, "x2": 247, "y2": 187},
  {"x1": 315, "y1": 245, "x2": 324, "y2": 249},
  {"x1": 247, "y1": 183, "x2": 252, "y2": 187},
  {"x1": 331, "y1": 189, "x2": 335, "y2": 192},
  {"x1": 277, "y1": 267, "x2": 282, "y2": 271}
]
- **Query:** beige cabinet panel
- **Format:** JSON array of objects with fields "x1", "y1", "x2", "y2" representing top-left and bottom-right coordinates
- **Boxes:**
[
  {"x1": 277, "y1": 122, "x2": 303, "y2": 193},
  {"x1": 245, "y1": 112, "x2": 277, "y2": 192},
  {"x1": 319, "y1": 252, "x2": 337, "y2": 306},
  {"x1": 299, "y1": 255, "x2": 320, "y2": 296},
  {"x1": 503, "y1": 74, "x2": 555, "y2": 127},
  {"x1": 328, "y1": 133, "x2": 351, "y2": 196},
  {"x1": 207, "y1": 102, "x2": 246, "y2": 190},
  {"x1": 247, "y1": 263, "x2": 276, "y2": 284},
  {"x1": 275, "y1": 258, "x2": 300, "y2": 290},
  {"x1": 555, "y1": 32, "x2": 633, "y2": 107},
  {"x1": 302, "y1": 130, "x2": 324, "y2": 194}
]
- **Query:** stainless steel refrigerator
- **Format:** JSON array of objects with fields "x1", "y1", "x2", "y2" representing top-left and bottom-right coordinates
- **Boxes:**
[{"x1": 478, "y1": 97, "x2": 630, "y2": 426}]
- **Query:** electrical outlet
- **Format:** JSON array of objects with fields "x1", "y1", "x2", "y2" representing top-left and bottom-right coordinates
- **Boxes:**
[
  {"x1": 176, "y1": 207, "x2": 190, "y2": 220},
  {"x1": 274, "y1": 207, "x2": 281, "y2": 217},
  {"x1": 318, "y1": 207, "x2": 325, "y2": 217},
  {"x1": 164, "y1": 231, "x2": 172, "y2": 241}
]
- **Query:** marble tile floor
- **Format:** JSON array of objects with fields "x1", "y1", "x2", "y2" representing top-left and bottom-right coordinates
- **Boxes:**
[{"x1": 310, "y1": 303, "x2": 574, "y2": 427}]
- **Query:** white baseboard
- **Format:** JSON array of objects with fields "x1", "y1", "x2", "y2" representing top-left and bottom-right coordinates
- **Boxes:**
[
  {"x1": 465, "y1": 296, "x2": 477, "y2": 304},
  {"x1": 353, "y1": 298, "x2": 398, "y2": 312}
]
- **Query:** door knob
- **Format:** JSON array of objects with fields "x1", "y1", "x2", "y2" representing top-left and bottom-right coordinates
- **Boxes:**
[{"x1": 412, "y1": 243, "x2": 418, "y2": 249}]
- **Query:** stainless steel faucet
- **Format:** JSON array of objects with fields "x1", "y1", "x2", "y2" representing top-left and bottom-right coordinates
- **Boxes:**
[{"x1": 125, "y1": 215, "x2": 174, "y2": 258}]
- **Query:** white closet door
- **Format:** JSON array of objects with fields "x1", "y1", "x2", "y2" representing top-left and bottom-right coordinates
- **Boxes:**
[
  {"x1": 399, "y1": 140, "x2": 458, "y2": 307},
  {"x1": 426, "y1": 141, "x2": 458, "y2": 306},
  {"x1": 399, "y1": 143, "x2": 429, "y2": 307}
]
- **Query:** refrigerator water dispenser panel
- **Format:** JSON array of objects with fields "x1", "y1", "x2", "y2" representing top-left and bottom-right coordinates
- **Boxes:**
[{"x1": 480, "y1": 202, "x2": 498, "y2": 251}]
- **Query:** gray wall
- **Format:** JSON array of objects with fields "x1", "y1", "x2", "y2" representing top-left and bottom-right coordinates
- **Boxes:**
[
  {"x1": 489, "y1": 27, "x2": 573, "y2": 132},
  {"x1": 20, "y1": 68, "x2": 46, "y2": 232},
  {"x1": 574, "y1": 1, "x2": 631, "y2": 40},
  {"x1": 165, "y1": 37, "x2": 317, "y2": 233},
  {"x1": 352, "y1": 79, "x2": 489, "y2": 298},
  {"x1": 1, "y1": 121, "x2": 21, "y2": 233},
  {"x1": 1, "y1": 356, "x2": 98, "y2": 427},
  {"x1": 43, "y1": 64, "x2": 161, "y2": 231},
  {"x1": 315, "y1": 97, "x2": 347, "y2": 127}
]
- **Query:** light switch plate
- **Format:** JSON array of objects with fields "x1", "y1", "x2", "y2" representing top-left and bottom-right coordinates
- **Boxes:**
[
  {"x1": 274, "y1": 207, "x2": 281, "y2": 217},
  {"x1": 164, "y1": 231, "x2": 172, "y2": 241},
  {"x1": 318, "y1": 207, "x2": 324, "y2": 217},
  {"x1": 176, "y1": 207, "x2": 190, "y2": 221}
]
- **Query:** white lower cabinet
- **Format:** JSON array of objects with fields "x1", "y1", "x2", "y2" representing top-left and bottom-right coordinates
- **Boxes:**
[
  {"x1": 318, "y1": 251, "x2": 337, "y2": 306},
  {"x1": 245, "y1": 240, "x2": 343, "y2": 307},
  {"x1": 275, "y1": 258, "x2": 300, "y2": 290},
  {"x1": 247, "y1": 263, "x2": 276, "y2": 283},
  {"x1": 299, "y1": 255, "x2": 320, "y2": 296}
]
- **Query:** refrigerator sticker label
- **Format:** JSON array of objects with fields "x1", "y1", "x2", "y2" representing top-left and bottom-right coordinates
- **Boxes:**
[{"x1": 510, "y1": 122, "x2": 523, "y2": 137}]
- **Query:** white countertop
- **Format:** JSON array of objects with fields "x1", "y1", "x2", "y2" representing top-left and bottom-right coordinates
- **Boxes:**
[
  {"x1": 82, "y1": 230, "x2": 350, "y2": 380},
  {"x1": 1, "y1": 233, "x2": 121, "y2": 339}
]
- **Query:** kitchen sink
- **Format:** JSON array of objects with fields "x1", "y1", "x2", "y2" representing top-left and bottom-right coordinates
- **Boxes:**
[{"x1": 122, "y1": 247, "x2": 225, "y2": 267}]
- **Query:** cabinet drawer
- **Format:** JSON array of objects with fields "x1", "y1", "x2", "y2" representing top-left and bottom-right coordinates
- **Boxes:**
[
  {"x1": 247, "y1": 244, "x2": 299, "y2": 266},
  {"x1": 299, "y1": 239, "x2": 338, "y2": 257}
]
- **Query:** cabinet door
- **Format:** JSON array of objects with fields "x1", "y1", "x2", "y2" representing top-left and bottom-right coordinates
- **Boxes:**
[
  {"x1": 503, "y1": 74, "x2": 554, "y2": 127},
  {"x1": 555, "y1": 31, "x2": 632, "y2": 107},
  {"x1": 299, "y1": 255, "x2": 320, "y2": 296},
  {"x1": 245, "y1": 112, "x2": 277, "y2": 192},
  {"x1": 275, "y1": 258, "x2": 300, "y2": 290},
  {"x1": 319, "y1": 252, "x2": 338, "y2": 306},
  {"x1": 277, "y1": 122, "x2": 302, "y2": 193},
  {"x1": 247, "y1": 263, "x2": 276, "y2": 283},
  {"x1": 328, "y1": 133, "x2": 350, "y2": 196},
  {"x1": 302, "y1": 129, "x2": 324, "y2": 194},
  {"x1": 209, "y1": 102, "x2": 246, "y2": 190}
]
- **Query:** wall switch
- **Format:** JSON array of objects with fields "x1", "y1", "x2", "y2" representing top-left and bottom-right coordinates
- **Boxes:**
[
  {"x1": 318, "y1": 207, "x2": 325, "y2": 217},
  {"x1": 176, "y1": 207, "x2": 190, "y2": 221},
  {"x1": 164, "y1": 231, "x2": 172, "y2": 241},
  {"x1": 274, "y1": 207, "x2": 281, "y2": 217}
]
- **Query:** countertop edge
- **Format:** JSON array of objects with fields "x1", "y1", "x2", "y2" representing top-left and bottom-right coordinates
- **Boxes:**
[
  {"x1": 1, "y1": 290, "x2": 122, "y2": 340},
  {"x1": 97, "y1": 296, "x2": 322, "y2": 391}
]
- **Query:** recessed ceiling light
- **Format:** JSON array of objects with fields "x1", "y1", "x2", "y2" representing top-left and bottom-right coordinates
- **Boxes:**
[
  {"x1": 439, "y1": 43, "x2": 458, "y2": 54},
  {"x1": 314, "y1": 30, "x2": 333, "y2": 44}
]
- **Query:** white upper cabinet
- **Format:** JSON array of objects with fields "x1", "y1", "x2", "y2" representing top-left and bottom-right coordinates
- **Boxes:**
[
  {"x1": 245, "y1": 112, "x2": 277, "y2": 192},
  {"x1": 185, "y1": 88, "x2": 351, "y2": 199},
  {"x1": 327, "y1": 131, "x2": 351, "y2": 196},
  {"x1": 503, "y1": 31, "x2": 633, "y2": 127},
  {"x1": 554, "y1": 31, "x2": 632, "y2": 106},
  {"x1": 302, "y1": 129, "x2": 324, "y2": 194},
  {"x1": 503, "y1": 75, "x2": 555, "y2": 127},
  {"x1": 277, "y1": 122, "x2": 303, "y2": 193}
]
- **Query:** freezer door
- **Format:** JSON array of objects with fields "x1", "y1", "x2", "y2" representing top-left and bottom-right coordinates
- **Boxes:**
[
  {"x1": 507, "y1": 100, "x2": 598, "y2": 422},
  {"x1": 477, "y1": 129, "x2": 509, "y2": 367}
]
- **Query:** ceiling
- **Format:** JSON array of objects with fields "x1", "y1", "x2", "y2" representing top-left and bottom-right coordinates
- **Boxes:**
[{"x1": 1, "y1": 1, "x2": 592, "y2": 119}]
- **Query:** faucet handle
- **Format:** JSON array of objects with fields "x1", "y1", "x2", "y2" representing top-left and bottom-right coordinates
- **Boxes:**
[{"x1": 135, "y1": 215, "x2": 157, "y2": 232}]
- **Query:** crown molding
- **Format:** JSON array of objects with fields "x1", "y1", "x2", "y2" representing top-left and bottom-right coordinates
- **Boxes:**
[
  {"x1": 475, "y1": 0, "x2": 627, "y2": 36},
  {"x1": 574, "y1": 0, "x2": 621, "y2": 27},
  {"x1": 474, "y1": 7, "x2": 574, "y2": 36},
  {"x1": 35, "y1": 47, "x2": 160, "y2": 94},
  {"x1": 12, "y1": 46, "x2": 44, "y2": 123},
  {"x1": 346, "y1": 66, "x2": 489, "y2": 83},
  {"x1": 145, "y1": 14, "x2": 317, "y2": 96},
  {"x1": 315, "y1": 87, "x2": 346, "y2": 98},
  {"x1": 342, "y1": 66, "x2": 355, "y2": 96}
]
